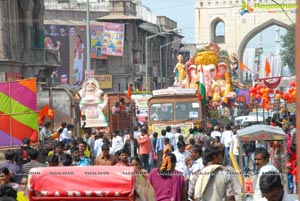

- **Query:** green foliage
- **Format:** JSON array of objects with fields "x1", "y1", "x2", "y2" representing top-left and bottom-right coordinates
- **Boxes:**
[
  {"x1": 131, "y1": 91, "x2": 151, "y2": 95},
  {"x1": 219, "y1": 50, "x2": 229, "y2": 57},
  {"x1": 281, "y1": 25, "x2": 295, "y2": 74}
]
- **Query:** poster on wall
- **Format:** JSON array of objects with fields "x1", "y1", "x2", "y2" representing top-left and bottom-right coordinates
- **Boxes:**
[
  {"x1": 91, "y1": 25, "x2": 104, "y2": 59},
  {"x1": 69, "y1": 25, "x2": 87, "y2": 87},
  {"x1": 44, "y1": 24, "x2": 70, "y2": 86},
  {"x1": 101, "y1": 22, "x2": 124, "y2": 56}
]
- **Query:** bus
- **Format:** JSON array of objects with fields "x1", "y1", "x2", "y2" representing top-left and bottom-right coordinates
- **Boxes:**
[{"x1": 148, "y1": 87, "x2": 203, "y2": 137}]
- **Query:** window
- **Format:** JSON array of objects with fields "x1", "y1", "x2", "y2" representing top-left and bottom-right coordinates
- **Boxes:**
[
  {"x1": 175, "y1": 102, "x2": 200, "y2": 121},
  {"x1": 149, "y1": 103, "x2": 174, "y2": 121},
  {"x1": 212, "y1": 20, "x2": 225, "y2": 44}
]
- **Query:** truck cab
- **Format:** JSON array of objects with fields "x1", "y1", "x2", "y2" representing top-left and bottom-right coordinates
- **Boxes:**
[{"x1": 148, "y1": 88, "x2": 203, "y2": 136}]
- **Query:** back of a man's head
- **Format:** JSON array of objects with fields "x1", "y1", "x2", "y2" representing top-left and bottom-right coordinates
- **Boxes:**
[
  {"x1": 161, "y1": 129, "x2": 166, "y2": 136},
  {"x1": 0, "y1": 185, "x2": 17, "y2": 200},
  {"x1": 28, "y1": 149, "x2": 39, "y2": 160},
  {"x1": 202, "y1": 146, "x2": 222, "y2": 165},
  {"x1": 22, "y1": 138, "x2": 30, "y2": 146},
  {"x1": 4, "y1": 150, "x2": 16, "y2": 161},
  {"x1": 259, "y1": 171, "x2": 283, "y2": 201},
  {"x1": 166, "y1": 126, "x2": 171, "y2": 132}
]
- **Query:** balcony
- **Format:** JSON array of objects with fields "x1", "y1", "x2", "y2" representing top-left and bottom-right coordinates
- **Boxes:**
[{"x1": 32, "y1": 48, "x2": 60, "y2": 66}]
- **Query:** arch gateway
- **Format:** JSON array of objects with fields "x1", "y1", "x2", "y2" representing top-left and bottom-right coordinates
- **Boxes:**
[{"x1": 194, "y1": 0, "x2": 297, "y2": 60}]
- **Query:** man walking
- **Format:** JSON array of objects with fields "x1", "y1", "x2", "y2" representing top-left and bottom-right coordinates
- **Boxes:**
[
  {"x1": 253, "y1": 148, "x2": 279, "y2": 200},
  {"x1": 137, "y1": 129, "x2": 152, "y2": 172}
]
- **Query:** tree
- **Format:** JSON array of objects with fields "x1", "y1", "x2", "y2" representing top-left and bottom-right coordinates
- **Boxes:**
[{"x1": 281, "y1": 25, "x2": 295, "y2": 74}]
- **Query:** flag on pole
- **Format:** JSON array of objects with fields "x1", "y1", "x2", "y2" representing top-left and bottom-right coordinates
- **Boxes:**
[
  {"x1": 239, "y1": 61, "x2": 248, "y2": 71},
  {"x1": 199, "y1": 65, "x2": 206, "y2": 105},
  {"x1": 127, "y1": 83, "x2": 132, "y2": 97},
  {"x1": 265, "y1": 59, "x2": 271, "y2": 77},
  {"x1": 38, "y1": 104, "x2": 49, "y2": 125}
]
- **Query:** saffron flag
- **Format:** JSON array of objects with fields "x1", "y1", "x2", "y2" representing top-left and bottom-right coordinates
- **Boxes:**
[
  {"x1": 127, "y1": 84, "x2": 132, "y2": 98},
  {"x1": 0, "y1": 78, "x2": 38, "y2": 147},
  {"x1": 239, "y1": 61, "x2": 248, "y2": 71},
  {"x1": 38, "y1": 104, "x2": 48, "y2": 125},
  {"x1": 199, "y1": 65, "x2": 206, "y2": 106},
  {"x1": 265, "y1": 59, "x2": 271, "y2": 77}
]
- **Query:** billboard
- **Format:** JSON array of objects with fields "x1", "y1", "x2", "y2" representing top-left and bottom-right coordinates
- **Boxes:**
[
  {"x1": 90, "y1": 25, "x2": 106, "y2": 59},
  {"x1": 102, "y1": 22, "x2": 124, "y2": 56},
  {"x1": 69, "y1": 25, "x2": 87, "y2": 87},
  {"x1": 44, "y1": 25, "x2": 70, "y2": 86}
]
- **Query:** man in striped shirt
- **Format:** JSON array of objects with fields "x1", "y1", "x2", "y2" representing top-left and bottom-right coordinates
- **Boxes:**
[{"x1": 21, "y1": 149, "x2": 45, "y2": 176}]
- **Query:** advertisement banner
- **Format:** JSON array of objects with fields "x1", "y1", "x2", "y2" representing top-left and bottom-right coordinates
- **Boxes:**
[
  {"x1": 152, "y1": 122, "x2": 193, "y2": 137},
  {"x1": 90, "y1": 25, "x2": 106, "y2": 59},
  {"x1": 94, "y1": 74, "x2": 112, "y2": 89},
  {"x1": 131, "y1": 94, "x2": 152, "y2": 123},
  {"x1": 102, "y1": 22, "x2": 124, "y2": 56},
  {"x1": 44, "y1": 25, "x2": 70, "y2": 86},
  {"x1": 69, "y1": 25, "x2": 87, "y2": 87}
]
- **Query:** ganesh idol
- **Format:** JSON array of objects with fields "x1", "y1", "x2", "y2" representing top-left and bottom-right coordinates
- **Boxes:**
[
  {"x1": 187, "y1": 43, "x2": 236, "y2": 102},
  {"x1": 78, "y1": 78, "x2": 108, "y2": 127}
]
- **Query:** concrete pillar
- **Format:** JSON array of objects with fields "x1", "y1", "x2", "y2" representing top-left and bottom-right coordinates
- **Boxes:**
[
  {"x1": 295, "y1": 0, "x2": 300, "y2": 197},
  {"x1": 0, "y1": 0, "x2": 5, "y2": 59}
]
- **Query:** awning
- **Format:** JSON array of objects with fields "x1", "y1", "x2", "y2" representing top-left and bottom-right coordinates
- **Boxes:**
[{"x1": 237, "y1": 124, "x2": 286, "y2": 141}]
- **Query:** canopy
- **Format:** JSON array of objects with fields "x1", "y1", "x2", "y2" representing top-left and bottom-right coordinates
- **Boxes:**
[
  {"x1": 28, "y1": 166, "x2": 155, "y2": 201},
  {"x1": 237, "y1": 124, "x2": 285, "y2": 142}
]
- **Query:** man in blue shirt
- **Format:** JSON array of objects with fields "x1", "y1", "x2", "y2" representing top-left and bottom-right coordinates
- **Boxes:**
[{"x1": 155, "y1": 130, "x2": 166, "y2": 167}]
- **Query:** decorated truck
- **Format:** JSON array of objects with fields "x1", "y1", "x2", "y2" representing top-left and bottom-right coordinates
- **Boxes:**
[{"x1": 148, "y1": 87, "x2": 203, "y2": 137}]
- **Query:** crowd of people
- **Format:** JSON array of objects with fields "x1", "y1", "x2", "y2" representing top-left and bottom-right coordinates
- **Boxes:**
[{"x1": 0, "y1": 117, "x2": 298, "y2": 201}]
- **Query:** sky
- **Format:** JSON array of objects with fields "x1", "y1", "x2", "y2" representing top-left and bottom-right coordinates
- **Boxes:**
[
  {"x1": 142, "y1": 0, "x2": 195, "y2": 43},
  {"x1": 142, "y1": 0, "x2": 290, "y2": 54}
]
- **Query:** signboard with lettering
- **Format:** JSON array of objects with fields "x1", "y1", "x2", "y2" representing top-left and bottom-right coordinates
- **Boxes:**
[
  {"x1": 152, "y1": 88, "x2": 197, "y2": 96},
  {"x1": 239, "y1": 133, "x2": 285, "y2": 142},
  {"x1": 94, "y1": 75, "x2": 112, "y2": 89},
  {"x1": 28, "y1": 166, "x2": 155, "y2": 200},
  {"x1": 152, "y1": 122, "x2": 194, "y2": 137}
]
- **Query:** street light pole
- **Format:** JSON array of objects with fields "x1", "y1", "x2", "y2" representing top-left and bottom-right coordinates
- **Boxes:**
[
  {"x1": 86, "y1": 0, "x2": 91, "y2": 70},
  {"x1": 145, "y1": 37, "x2": 148, "y2": 90},
  {"x1": 159, "y1": 38, "x2": 184, "y2": 86},
  {"x1": 145, "y1": 32, "x2": 173, "y2": 91}
]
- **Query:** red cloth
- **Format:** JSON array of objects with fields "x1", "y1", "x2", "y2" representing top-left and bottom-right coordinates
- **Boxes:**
[
  {"x1": 30, "y1": 130, "x2": 39, "y2": 143},
  {"x1": 292, "y1": 168, "x2": 298, "y2": 182},
  {"x1": 286, "y1": 160, "x2": 295, "y2": 174},
  {"x1": 148, "y1": 168, "x2": 185, "y2": 201}
]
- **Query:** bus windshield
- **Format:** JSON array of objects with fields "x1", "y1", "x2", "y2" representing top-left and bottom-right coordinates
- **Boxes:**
[
  {"x1": 149, "y1": 101, "x2": 201, "y2": 122},
  {"x1": 149, "y1": 103, "x2": 174, "y2": 121},
  {"x1": 175, "y1": 101, "x2": 200, "y2": 120}
]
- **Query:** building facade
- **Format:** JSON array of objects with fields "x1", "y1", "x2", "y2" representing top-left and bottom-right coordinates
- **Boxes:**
[
  {"x1": 44, "y1": 0, "x2": 183, "y2": 91},
  {"x1": 0, "y1": 0, "x2": 59, "y2": 83}
]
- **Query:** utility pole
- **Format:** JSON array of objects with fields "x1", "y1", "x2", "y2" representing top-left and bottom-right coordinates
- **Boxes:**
[{"x1": 86, "y1": 0, "x2": 91, "y2": 70}]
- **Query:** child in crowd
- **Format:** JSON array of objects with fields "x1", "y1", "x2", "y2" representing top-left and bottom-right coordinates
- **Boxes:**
[
  {"x1": 292, "y1": 162, "x2": 298, "y2": 194},
  {"x1": 163, "y1": 138, "x2": 171, "y2": 159},
  {"x1": 17, "y1": 177, "x2": 29, "y2": 201},
  {"x1": 286, "y1": 153, "x2": 295, "y2": 193}
]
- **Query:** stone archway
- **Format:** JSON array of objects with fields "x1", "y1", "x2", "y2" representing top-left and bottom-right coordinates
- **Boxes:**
[{"x1": 237, "y1": 19, "x2": 290, "y2": 61}]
